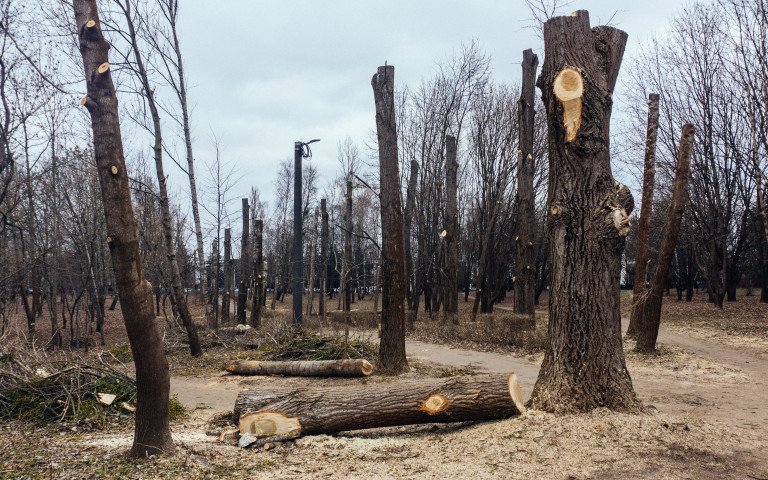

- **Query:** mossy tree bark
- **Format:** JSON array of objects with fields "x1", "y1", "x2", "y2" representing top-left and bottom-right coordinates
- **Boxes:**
[
  {"x1": 73, "y1": 0, "x2": 174, "y2": 456},
  {"x1": 372, "y1": 65, "x2": 408, "y2": 374},
  {"x1": 529, "y1": 11, "x2": 639, "y2": 413},
  {"x1": 635, "y1": 124, "x2": 695, "y2": 352},
  {"x1": 513, "y1": 48, "x2": 539, "y2": 323},
  {"x1": 627, "y1": 93, "x2": 660, "y2": 338}
]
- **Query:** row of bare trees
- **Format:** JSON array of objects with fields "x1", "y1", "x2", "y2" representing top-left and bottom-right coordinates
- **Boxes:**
[{"x1": 622, "y1": 0, "x2": 768, "y2": 307}]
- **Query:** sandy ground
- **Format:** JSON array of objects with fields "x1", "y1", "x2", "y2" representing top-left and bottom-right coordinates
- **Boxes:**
[
  {"x1": 41, "y1": 319, "x2": 761, "y2": 480},
  {"x1": 2, "y1": 294, "x2": 768, "y2": 479}
]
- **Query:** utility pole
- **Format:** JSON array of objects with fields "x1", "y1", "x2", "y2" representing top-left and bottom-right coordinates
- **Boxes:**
[{"x1": 292, "y1": 139, "x2": 320, "y2": 326}]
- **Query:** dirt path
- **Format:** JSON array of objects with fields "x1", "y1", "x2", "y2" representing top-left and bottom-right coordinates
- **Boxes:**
[
  {"x1": 173, "y1": 321, "x2": 768, "y2": 436},
  {"x1": 646, "y1": 324, "x2": 768, "y2": 432}
]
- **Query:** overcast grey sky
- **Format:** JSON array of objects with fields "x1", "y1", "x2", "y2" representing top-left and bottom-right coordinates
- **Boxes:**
[{"x1": 171, "y1": 0, "x2": 685, "y2": 208}]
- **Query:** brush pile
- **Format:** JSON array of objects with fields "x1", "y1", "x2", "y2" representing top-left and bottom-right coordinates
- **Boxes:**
[
  {"x1": 256, "y1": 330, "x2": 378, "y2": 362},
  {"x1": 0, "y1": 349, "x2": 137, "y2": 427}
]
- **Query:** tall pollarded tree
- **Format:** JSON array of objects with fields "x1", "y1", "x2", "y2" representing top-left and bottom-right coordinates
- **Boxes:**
[
  {"x1": 372, "y1": 65, "x2": 408, "y2": 374},
  {"x1": 237, "y1": 197, "x2": 250, "y2": 324},
  {"x1": 529, "y1": 11, "x2": 639, "y2": 413},
  {"x1": 636, "y1": 124, "x2": 695, "y2": 352},
  {"x1": 73, "y1": 0, "x2": 174, "y2": 456},
  {"x1": 513, "y1": 48, "x2": 539, "y2": 323},
  {"x1": 442, "y1": 134, "x2": 459, "y2": 324},
  {"x1": 627, "y1": 93, "x2": 660, "y2": 337},
  {"x1": 221, "y1": 227, "x2": 231, "y2": 324}
]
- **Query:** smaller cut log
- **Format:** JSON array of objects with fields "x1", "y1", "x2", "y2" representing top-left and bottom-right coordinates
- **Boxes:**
[
  {"x1": 234, "y1": 373, "x2": 524, "y2": 440},
  {"x1": 226, "y1": 359, "x2": 373, "y2": 377}
]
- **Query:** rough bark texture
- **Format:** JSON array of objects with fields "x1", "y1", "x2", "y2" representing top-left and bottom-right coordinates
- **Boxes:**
[
  {"x1": 226, "y1": 359, "x2": 373, "y2": 377},
  {"x1": 513, "y1": 48, "x2": 539, "y2": 322},
  {"x1": 73, "y1": 0, "x2": 173, "y2": 456},
  {"x1": 237, "y1": 198, "x2": 250, "y2": 325},
  {"x1": 319, "y1": 198, "x2": 328, "y2": 316},
  {"x1": 627, "y1": 93, "x2": 660, "y2": 338},
  {"x1": 221, "y1": 228, "x2": 231, "y2": 324},
  {"x1": 529, "y1": 11, "x2": 639, "y2": 413},
  {"x1": 234, "y1": 374, "x2": 524, "y2": 438},
  {"x1": 635, "y1": 124, "x2": 695, "y2": 352},
  {"x1": 372, "y1": 65, "x2": 408, "y2": 374},
  {"x1": 250, "y1": 219, "x2": 263, "y2": 328},
  {"x1": 443, "y1": 135, "x2": 459, "y2": 324}
]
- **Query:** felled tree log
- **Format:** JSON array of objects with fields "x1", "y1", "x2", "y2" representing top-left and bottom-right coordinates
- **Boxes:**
[
  {"x1": 234, "y1": 373, "x2": 525, "y2": 439},
  {"x1": 226, "y1": 359, "x2": 373, "y2": 377}
]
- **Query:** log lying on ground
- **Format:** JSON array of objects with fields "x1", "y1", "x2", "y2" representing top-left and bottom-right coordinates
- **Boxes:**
[
  {"x1": 226, "y1": 359, "x2": 373, "y2": 377},
  {"x1": 234, "y1": 373, "x2": 524, "y2": 440}
]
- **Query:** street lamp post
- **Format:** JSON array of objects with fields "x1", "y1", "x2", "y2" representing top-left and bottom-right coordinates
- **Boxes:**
[{"x1": 292, "y1": 139, "x2": 320, "y2": 327}]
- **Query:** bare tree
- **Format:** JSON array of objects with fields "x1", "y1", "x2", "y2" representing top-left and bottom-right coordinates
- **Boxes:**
[
  {"x1": 636, "y1": 124, "x2": 695, "y2": 352},
  {"x1": 372, "y1": 65, "x2": 408, "y2": 374},
  {"x1": 237, "y1": 197, "x2": 250, "y2": 324},
  {"x1": 626, "y1": 93, "x2": 660, "y2": 337},
  {"x1": 221, "y1": 227, "x2": 231, "y2": 324},
  {"x1": 512, "y1": 48, "x2": 539, "y2": 322},
  {"x1": 143, "y1": 0, "x2": 209, "y2": 307},
  {"x1": 109, "y1": 0, "x2": 201, "y2": 356},
  {"x1": 72, "y1": 0, "x2": 173, "y2": 455},
  {"x1": 529, "y1": 11, "x2": 638, "y2": 413},
  {"x1": 442, "y1": 134, "x2": 459, "y2": 324}
]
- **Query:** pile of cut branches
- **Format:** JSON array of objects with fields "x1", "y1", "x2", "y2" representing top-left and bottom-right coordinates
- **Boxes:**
[
  {"x1": 0, "y1": 350, "x2": 138, "y2": 427},
  {"x1": 255, "y1": 330, "x2": 377, "y2": 362}
]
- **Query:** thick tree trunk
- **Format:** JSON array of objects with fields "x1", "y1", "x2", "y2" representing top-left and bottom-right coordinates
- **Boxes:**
[
  {"x1": 443, "y1": 135, "x2": 459, "y2": 325},
  {"x1": 319, "y1": 199, "x2": 329, "y2": 316},
  {"x1": 237, "y1": 198, "x2": 250, "y2": 325},
  {"x1": 234, "y1": 374, "x2": 525, "y2": 439},
  {"x1": 73, "y1": 1, "x2": 173, "y2": 456},
  {"x1": 222, "y1": 228, "x2": 231, "y2": 324},
  {"x1": 227, "y1": 359, "x2": 373, "y2": 377},
  {"x1": 513, "y1": 49, "x2": 539, "y2": 324},
  {"x1": 372, "y1": 65, "x2": 408, "y2": 374},
  {"x1": 251, "y1": 219, "x2": 264, "y2": 328},
  {"x1": 627, "y1": 93, "x2": 660, "y2": 338},
  {"x1": 636, "y1": 124, "x2": 695, "y2": 352},
  {"x1": 529, "y1": 11, "x2": 639, "y2": 413}
]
